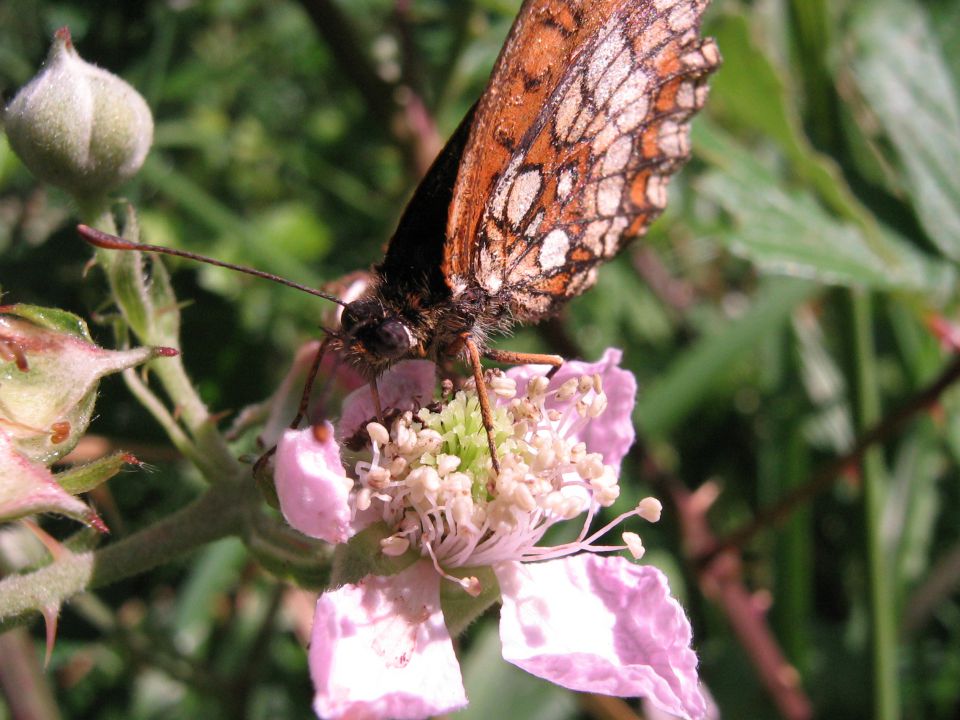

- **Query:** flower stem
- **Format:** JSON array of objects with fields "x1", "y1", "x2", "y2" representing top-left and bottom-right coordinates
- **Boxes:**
[
  {"x1": 851, "y1": 290, "x2": 899, "y2": 720},
  {"x1": 0, "y1": 481, "x2": 247, "y2": 626}
]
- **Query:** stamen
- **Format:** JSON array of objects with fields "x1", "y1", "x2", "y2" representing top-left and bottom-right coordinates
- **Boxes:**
[
  {"x1": 637, "y1": 497, "x2": 663, "y2": 522},
  {"x1": 366, "y1": 421, "x2": 389, "y2": 446},
  {"x1": 623, "y1": 532, "x2": 645, "y2": 559},
  {"x1": 381, "y1": 535, "x2": 410, "y2": 556},
  {"x1": 339, "y1": 367, "x2": 651, "y2": 580}
]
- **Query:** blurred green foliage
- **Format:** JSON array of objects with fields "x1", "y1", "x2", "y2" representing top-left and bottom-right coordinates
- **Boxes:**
[{"x1": 2, "y1": 0, "x2": 960, "y2": 718}]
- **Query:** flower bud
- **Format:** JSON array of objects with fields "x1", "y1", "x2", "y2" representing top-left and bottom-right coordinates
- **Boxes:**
[
  {"x1": 3, "y1": 27, "x2": 153, "y2": 202},
  {"x1": 0, "y1": 303, "x2": 173, "y2": 464}
]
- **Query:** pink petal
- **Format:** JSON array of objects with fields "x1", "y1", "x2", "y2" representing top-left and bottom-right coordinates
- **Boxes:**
[
  {"x1": 506, "y1": 348, "x2": 636, "y2": 471},
  {"x1": 338, "y1": 360, "x2": 436, "y2": 441},
  {"x1": 496, "y1": 554, "x2": 706, "y2": 720},
  {"x1": 0, "y1": 430, "x2": 105, "y2": 530},
  {"x1": 310, "y1": 561, "x2": 468, "y2": 719},
  {"x1": 275, "y1": 425, "x2": 356, "y2": 544}
]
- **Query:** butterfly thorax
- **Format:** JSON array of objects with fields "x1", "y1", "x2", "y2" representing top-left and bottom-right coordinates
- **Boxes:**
[{"x1": 337, "y1": 271, "x2": 510, "y2": 379}]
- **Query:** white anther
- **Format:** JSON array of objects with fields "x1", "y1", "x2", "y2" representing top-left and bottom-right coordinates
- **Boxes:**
[
  {"x1": 513, "y1": 483, "x2": 537, "y2": 512},
  {"x1": 381, "y1": 535, "x2": 411, "y2": 556},
  {"x1": 490, "y1": 374, "x2": 517, "y2": 399},
  {"x1": 365, "y1": 464, "x2": 391, "y2": 489},
  {"x1": 452, "y1": 495, "x2": 475, "y2": 525},
  {"x1": 355, "y1": 487, "x2": 372, "y2": 511},
  {"x1": 556, "y1": 378, "x2": 579, "y2": 401},
  {"x1": 366, "y1": 421, "x2": 389, "y2": 446},
  {"x1": 408, "y1": 466, "x2": 441, "y2": 498},
  {"x1": 388, "y1": 456, "x2": 408, "y2": 476},
  {"x1": 623, "y1": 532, "x2": 645, "y2": 559},
  {"x1": 528, "y1": 375, "x2": 550, "y2": 397},
  {"x1": 460, "y1": 576, "x2": 482, "y2": 597},
  {"x1": 589, "y1": 392, "x2": 608, "y2": 417},
  {"x1": 637, "y1": 496, "x2": 663, "y2": 523},
  {"x1": 576, "y1": 454, "x2": 605, "y2": 480}
]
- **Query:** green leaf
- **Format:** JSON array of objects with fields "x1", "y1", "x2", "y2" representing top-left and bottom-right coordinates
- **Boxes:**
[
  {"x1": 707, "y1": 13, "x2": 875, "y2": 230},
  {"x1": 56, "y1": 451, "x2": 137, "y2": 495},
  {"x1": 850, "y1": 0, "x2": 960, "y2": 261},
  {"x1": 636, "y1": 277, "x2": 820, "y2": 437},
  {"x1": 695, "y1": 121, "x2": 955, "y2": 296},
  {"x1": 459, "y1": 622, "x2": 577, "y2": 720}
]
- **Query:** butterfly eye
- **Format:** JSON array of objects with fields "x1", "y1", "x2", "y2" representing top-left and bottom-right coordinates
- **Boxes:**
[
  {"x1": 340, "y1": 300, "x2": 379, "y2": 338},
  {"x1": 366, "y1": 318, "x2": 414, "y2": 361}
]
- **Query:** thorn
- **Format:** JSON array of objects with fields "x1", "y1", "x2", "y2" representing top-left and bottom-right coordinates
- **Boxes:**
[{"x1": 41, "y1": 604, "x2": 61, "y2": 668}]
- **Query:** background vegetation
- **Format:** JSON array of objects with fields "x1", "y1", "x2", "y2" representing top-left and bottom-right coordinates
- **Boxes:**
[{"x1": 2, "y1": 0, "x2": 959, "y2": 718}]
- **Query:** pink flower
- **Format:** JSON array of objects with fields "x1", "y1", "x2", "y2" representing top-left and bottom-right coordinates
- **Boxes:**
[{"x1": 275, "y1": 350, "x2": 706, "y2": 720}]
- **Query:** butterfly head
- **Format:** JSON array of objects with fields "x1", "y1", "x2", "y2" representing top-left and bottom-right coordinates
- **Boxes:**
[{"x1": 338, "y1": 297, "x2": 416, "y2": 375}]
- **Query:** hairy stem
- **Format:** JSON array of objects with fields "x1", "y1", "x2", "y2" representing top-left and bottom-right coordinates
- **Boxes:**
[{"x1": 0, "y1": 482, "x2": 247, "y2": 626}]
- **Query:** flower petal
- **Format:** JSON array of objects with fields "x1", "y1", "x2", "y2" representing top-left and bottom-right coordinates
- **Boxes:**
[
  {"x1": 310, "y1": 561, "x2": 468, "y2": 719},
  {"x1": 0, "y1": 430, "x2": 106, "y2": 530},
  {"x1": 506, "y1": 348, "x2": 636, "y2": 471},
  {"x1": 338, "y1": 360, "x2": 436, "y2": 441},
  {"x1": 275, "y1": 425, "x2": 356, "y2": 544},
  {"x1": 496, "y1": 554, "x2": 706, "y2": 720}
]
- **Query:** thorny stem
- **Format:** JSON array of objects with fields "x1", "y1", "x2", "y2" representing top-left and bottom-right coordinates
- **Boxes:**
[
  {"x1": 637, "y1": 448, "x2": 813, "y2": 720},
  {"x1": 84, "y1": 208, "x2": 241, "y2": 479},
  {"x1": 0, "y1": 481, "x2": 248, "y2": 627},
  {"x1": 121, "y1": 367, "x2": 217, "y2": 478},
  {"x1": 705, "y1": 353, "x2": 960, "y2": 560}
]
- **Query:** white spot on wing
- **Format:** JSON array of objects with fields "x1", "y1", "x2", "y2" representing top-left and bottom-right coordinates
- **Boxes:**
[
  {"x1": 668, "y1": 2, "x2": 696, "y2": 33},
  {"x1": 566, "y1": 106, "x2": 592, "y2": 143},
  {"x1": 602, "y1": 135, "x2": 633, "y2": 175},
  {"x1": 584, "y1": 220, "x2": 609, "y2": 255},
  {"x1": 676, "y1": 81, "x2": 696, "y2": 109},
  {"x1": 658, "y1": 120, "x2": 689, "y2": 158},
  {"x1": 615, "y1": 96, "x2": 650, "y2": 133},
  {"x1": 595, "y1": 49, "x2": 631, "y2": 107},
  {"x1": 609, "y1": 70, "x2": 648, "y2": 115},
  {"x1": 597, "y1": 176, "x2": 624, "y2": 216},
  {"x1": 557, "y1": 168, "x2": 576, "y2": 200},
  {"x1": 490, "y1": 156, "x2": 523, "y2": 219},
  {"x1": 507, "y1": 169, "x2": 542, "y2": 227},
  {"x1": 588, "y1": 29, "x2": 626, "y2": 89},
  {"x1": 479, "y1": 247, "x2": 502, "y2": 293},
  {"x1": 555, "y1": 76, "x2": 583, "y2": 140},
  {"x1": 603, "y1": 216, "x2": 629, "y2": 257},
  {"x1": 539, "y1": 229, "x2": 570, "y2": 270},
  {"x1": 646, "y1": 175, "x2": 669, "y2": 208},
  {"x1": 526, "y1": 210, "x2": 545, "y2": 237}
]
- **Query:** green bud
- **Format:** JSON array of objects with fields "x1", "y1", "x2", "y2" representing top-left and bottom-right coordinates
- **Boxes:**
[
  {"x1": 3, "y1": 27, "x2": 153, "y2": 202},
  {"x1": 0, "y1": 303, "x2": 175, "y2": 465}
]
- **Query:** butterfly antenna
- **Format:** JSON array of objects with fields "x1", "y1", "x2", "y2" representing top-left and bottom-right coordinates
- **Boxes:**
[{"x1": 78, "y1": 224, "x2": 348, "y2": 307}]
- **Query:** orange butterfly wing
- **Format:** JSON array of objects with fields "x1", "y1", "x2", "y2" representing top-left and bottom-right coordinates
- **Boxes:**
[{"x1": 443, "y1": 0, "x2": 719, "y2": 320}]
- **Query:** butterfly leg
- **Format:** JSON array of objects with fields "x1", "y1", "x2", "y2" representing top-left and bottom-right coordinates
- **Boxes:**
[
  {"x1": 289, "y1": 337, "x2": 331, "y2": 430},
  {"x1": 483, "y1": 348, "x2": 564, "y2": 368},
  {"x1": 370, "y1": 379, "x2": 384, "y2": 421},
  {"x1": 252, "y1": 337, "x2": 329, "y2": 480},
  {"x1": 464, "y1": 335, "x2": 502, "y2": 474}
]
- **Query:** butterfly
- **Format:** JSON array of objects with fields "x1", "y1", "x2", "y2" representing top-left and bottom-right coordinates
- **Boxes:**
[
  {"x1": 338, "y1": 0, "x2": 719, "y2": 462},
  {"x1": 81, "y1": 0, "x2": 719, "y2": 467}
]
